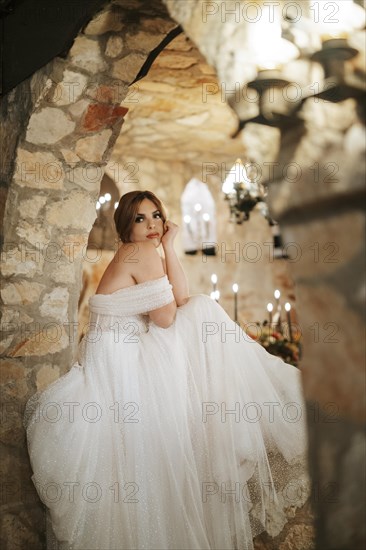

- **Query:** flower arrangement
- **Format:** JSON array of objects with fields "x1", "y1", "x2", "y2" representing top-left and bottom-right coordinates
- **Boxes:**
[{"x1": 246, "y1": 321, "x2": 302, "y2": 368}]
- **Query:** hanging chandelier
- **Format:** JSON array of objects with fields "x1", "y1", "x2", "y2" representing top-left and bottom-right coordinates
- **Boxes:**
[
  {"x1": 229, "y1": 0, "x2": 365, "y2": 132},
  {"x1": 221, "y1": 159, "x2": 275, "y2": 224}
]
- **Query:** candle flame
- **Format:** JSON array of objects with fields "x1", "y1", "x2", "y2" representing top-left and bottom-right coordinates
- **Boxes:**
[
  {"x1": 232, "y1": 283, "x2": 238, "y2": 293},
  {"x1": 274, "y1": 289, "x2": 281, "y2": 299},
  {"x1": 267, "y1": 303, "x2": 273, "y2": 312},
  {"x1": 285, "y1": 302, "x2": 291, "y2": 311}
]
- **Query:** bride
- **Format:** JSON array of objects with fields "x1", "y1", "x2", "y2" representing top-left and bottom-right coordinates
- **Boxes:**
[{"x1": 24, "y1": 190, "x2": 310, "y2": 550}]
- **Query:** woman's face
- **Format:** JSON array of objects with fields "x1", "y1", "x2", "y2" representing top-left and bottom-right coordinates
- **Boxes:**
[{"x1": 129, "y1": 198, "x2": 164, "y2": 247}]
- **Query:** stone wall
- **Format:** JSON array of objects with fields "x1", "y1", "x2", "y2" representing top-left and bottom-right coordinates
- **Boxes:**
[{"x1": 269, "y1": 100, "x2": 365, "y2": 550}]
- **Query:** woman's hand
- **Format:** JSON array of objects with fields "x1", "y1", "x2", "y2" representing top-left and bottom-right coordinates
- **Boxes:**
[{"x1": 161, "y1": 220, "x2": 179, "y2": 249}]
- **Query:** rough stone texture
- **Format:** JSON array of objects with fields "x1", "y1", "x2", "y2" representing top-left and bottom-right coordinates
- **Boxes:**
[
  {"x1": 153, "y1": 52, "x2": 198, "y2": 69},
  {"x1": 0, "y1": 61, "x2": 51, "y2": 239},
  {"x1": 75, "y1": 129, "x2": 112, "y2": 161},
  {"x1": 126, "y1": 30, "x2": 166, "y2": 52},
  {"x1": 45, "y1": 191, "x2": 97, "y2": 229},
  {"x1": 8, "y1": 325, "x2": 70, "y2": 357},
  {"x1": 14, "y1": 149, "x2": 64, "y2": 190},
  {"x1": 18, "y1": 196, "x2": 47, "y2": 218},
  {"x1": 60, "y1": 148, "x2": 81, "y2": 165},
  {"x1": 111, "y1": 32, "x2": 244, "y2": 163},
  {"x1": 26, "y1": 108, "x2": 76, "y2": 145},
  {"x1": 112, "y1": 52, "x2": 148, "y2": 82},
  {"x1": 84, "y1": 8, "x2": 124, "y2": 35},
  {"x1": 36, "y1": 364, "x2": 61, "y2": 391},
  {"x1": 82, "y1": 104, "x2": 129, "y2": 132},
  {"x1": 68, "y1": 98, "x2": 90, "y2": 118},
  {"x1": 105, "y1": 35, "x2": 124, "y2": 58},
  {"x1": 69, "y1": 36, "x2": 108, "y2": 73},
  {"x1": 266, "y1": 103, "x2": 366, "y2": 550},
  {"x1": 40, "y1": 287, "x2": 70, "y2": 323},
  {"x1": 52, "y1": 70, "x2": 87, "y2": 106},
  {"x1": 0, "y1": 247, "x2": 45, "y2": 277},
  {"x1": 1, "y1": 281, "x2": 45, "y2": 305},
  {"x1": 16, "y1": 220, "x2": 51, "y2": 248}
]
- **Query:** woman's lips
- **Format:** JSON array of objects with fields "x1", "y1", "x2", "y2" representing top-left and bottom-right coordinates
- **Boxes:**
[{"x1": 147, "y1": 233, "x2": 159, "y2": 239}]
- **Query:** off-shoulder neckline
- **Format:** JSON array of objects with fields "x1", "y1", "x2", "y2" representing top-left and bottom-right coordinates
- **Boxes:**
[{"x1": 94, "y1": 275, "x2": 168, "y2": 297}]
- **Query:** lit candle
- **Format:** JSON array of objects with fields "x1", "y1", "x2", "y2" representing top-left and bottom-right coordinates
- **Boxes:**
[
  {"x1": 202, "y1": 212, "x2": 210, "y2": 239},
  {"x1": 232, "y1": 283, "x2": 238, "y2": 323},
  {"x1": 285, "y1": 302, "x2": 292, "y2": 342},
  {"x1": 274, "y1": 289, "x2": 281, "y2": 309},
  {"x1": 184, "y1": 214, "x2": 193, "y2": 236},
  {"x1": 267, "y1": 302, "x2": 273, "y2": 328},
  {"x1": 211, "y1": 273, "x2": 217, "y2": 294},
  {"x1": 274, "y1": 289, "x2": 282, "y2": 334}
]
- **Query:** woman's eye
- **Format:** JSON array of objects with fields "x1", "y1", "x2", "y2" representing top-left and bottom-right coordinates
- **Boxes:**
[
  {"x1": 135, "y1": 216, "x2": 144, "y2": 223},
  {"x1": 154, "y1": 212, "x2": 162, "y2": 218}
]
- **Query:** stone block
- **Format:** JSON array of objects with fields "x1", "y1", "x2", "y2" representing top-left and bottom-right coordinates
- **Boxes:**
[
  {"x1": 68, "y1": 98, "x2": 90, "y2": 118},
  {"x1": 86, "y1": 84, "x2": 128, "y2": 104},
  {"x1": 61, "y1": 148, "x2": 81, "y2": 165},
  {"x1": 19, "y1": 196, "x2": 47, "y2": 218},
  {"x1": 125, "y1": 31, "x2": 163, "y2": 52},
  {"x1": 152, "y1": 53, "x2": 198, "y2": 69},
  {"x1": 26, "y1": 108, "x2": 75, "y2": 145},
  {"x1": 1, "y1": 281, "x2": 45, "y2": 305},
  {"x1": 36, "y1": 364, "x2": 61, "y2": 391},
  {"x1": 112, "y1": 53, "x2": 147, "y2": 82},
  {"x1": 8, "y1": 325, "x2": 70, "y2": 357},
  {"x1": 69, "y1": 36, "x2": 108, "y2": 73},
  {"x1": 40, "y1": 287, "x2": 69, "y2": 323},
  {"x1": 82, "y1": 104, "x2": 128, "y2": 132},
  {"x1": 141, "y1": 17, "x2": 176, "y2": 35},
  {"x1": 45, "y1": 191, "x2": 97, "y2": 230},
  {"x1": 0, "y1": 308, "x2": 32, "y2": 332},
  {"x1": 16, "y1": 220, "x2": 51, "y2": 249},
  {"x1": 75, "y1": 129, "x2": 112, "y2": 162},
  {"x1": 84, "y1": 9, "x2": 124, "y2": 35},
  {"x1": 58, "y1": 232, "x2": 90, "y2": 261},
  {"x1": 14, "y1": 149, "x2": 64, "y2": 190},
  {"x1": 105, "y1": 35, "x2": 124, "y2": 58},
  {"x1": 0, "y1": 247, "x2": 45, "y2": 278},
  {"x1": 49, "y1": 261, "x2": 76, "y2": 284},
  {"x1": 52, "y1": 70, "x2": 87, "y2": 106}
]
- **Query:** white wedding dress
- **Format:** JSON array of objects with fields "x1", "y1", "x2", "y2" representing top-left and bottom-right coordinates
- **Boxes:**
[{"x1": 24, "y1": 275, "x2": 310, "y2": 550}]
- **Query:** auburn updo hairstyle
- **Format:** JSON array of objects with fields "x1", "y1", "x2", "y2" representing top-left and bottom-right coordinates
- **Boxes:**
[{"x1": 114, "y1": 190, "x2": 167, "y2": 243}]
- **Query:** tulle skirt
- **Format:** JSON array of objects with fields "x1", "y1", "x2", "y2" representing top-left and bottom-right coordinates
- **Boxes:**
[{"x1": 24, "y1": 294, "x2": 310, "y2": 549}]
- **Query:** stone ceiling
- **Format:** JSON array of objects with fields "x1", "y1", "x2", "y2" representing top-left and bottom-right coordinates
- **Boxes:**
[{"x1": 107, "y1": 32, "x2": 247, "y2": 168}]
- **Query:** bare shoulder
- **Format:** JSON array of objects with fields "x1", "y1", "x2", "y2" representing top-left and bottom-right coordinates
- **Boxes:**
[
  {"x1": 125, "y1": 241, "x2": 165, "y2": 283},
  {"x1": 95, "y1": 242, "x2": 162, "y2": 294},
  {"x1": 111, "y1": 241, "x2": 152, "y2": 263}
]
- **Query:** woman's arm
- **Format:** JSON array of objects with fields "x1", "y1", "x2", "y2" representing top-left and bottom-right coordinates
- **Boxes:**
[
  {"x1": 161, "y1": 221, "x2": 189, "y2": 307},
  {"x1": 132, "y1": 241, "x2": 177, "y2": 328}
]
